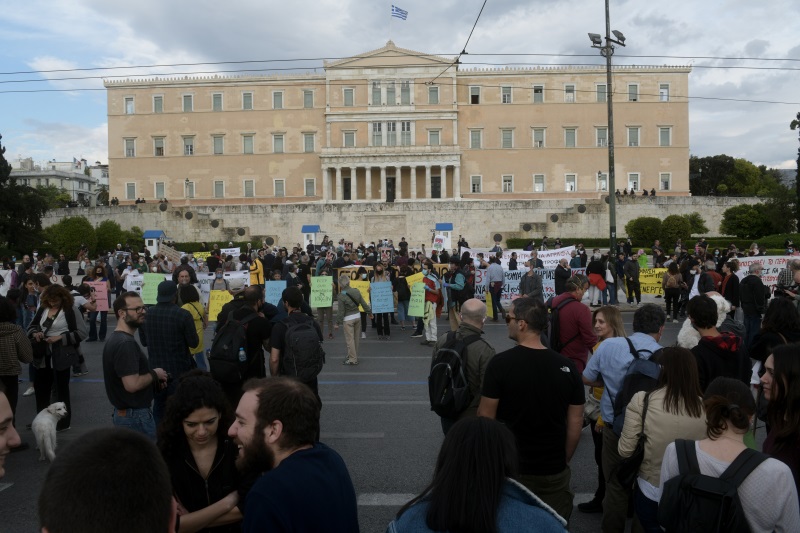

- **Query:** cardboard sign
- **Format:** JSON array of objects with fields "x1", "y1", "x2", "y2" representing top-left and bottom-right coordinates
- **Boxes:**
[
  {"x1": 370, "y1": 281, "x2": 394, "y2": 313},
  {"x1": 309, "y1": 276, "x2": 333, "y2": 308},
  {"x1": 266, "y1": 280, "x2": 287, "y2": 306},
  {"x1": 408, "y1": 282, "x2": 426, "y2": 317},
  {"x1": 140, "y1": 273, "x2": 164, "y2": 305},
  {"x1": 406, "y1": 272, "x2": 424, "y2": 287},
  {"x1": 350, "y1": 280, "x2": 371, "y2": 312},
  {"x1": 86, "y1": 281, "x2": 109, "y2": 312},
  {"x1": 221, "y1": 247, "x2": 240, "y2": 258},
  {"x1": 464, "y1": 246, "x2": 576, "y2": 270},
  {"x1": 208, "y1": 290, "x2": 234, "y2": 321}
]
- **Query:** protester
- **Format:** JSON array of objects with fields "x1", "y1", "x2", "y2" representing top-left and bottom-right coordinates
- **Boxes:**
[
  {"x1": 0, "y1": 296, "x2": 33, "y2": 432},
  {"x1": 519, "y1": 259, "x2": 544, "y2": 304},
  {"x1": 749, "y1": 298, "x2": 800, "y2": 365},
  {"x1": 549, "y1": 274, "x2": 596, "y2": 372},
  {"x1": 661, "y1": 262, "x2": 682, "y2": 322},
  {"x1": 739, "y1": 262, "x2": 767, "y2": 349},
  {"x1": 421, "y1": 260, "x2": 442, "y2": 346},
  {"x1": 179, "y1": 285, "x2": 207, "y2": 370},
  {"x1": 87, "y1": 264, "x2": 110, "y2": 342},
  {"x1": 370, "y1": 264, "x2": 392, "y2": 340},
  {"x1": 336, "y1": 275, "x2": 372, "y2": 366}
]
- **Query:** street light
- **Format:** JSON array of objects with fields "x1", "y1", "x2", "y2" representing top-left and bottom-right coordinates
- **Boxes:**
[{"x1": 589, "y1": 0, "x2": 626, "y2": 255}]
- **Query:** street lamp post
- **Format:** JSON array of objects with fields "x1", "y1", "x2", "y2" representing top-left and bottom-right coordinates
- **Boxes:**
[{"x1": 589, "y1": 0, "x2": 626, "y2": 255}]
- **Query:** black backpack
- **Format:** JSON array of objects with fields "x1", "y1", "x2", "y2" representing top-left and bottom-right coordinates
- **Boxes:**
[
  {"x1": 547, "y1": 297, "x2": 579, "y2": 353},
  {"x1": 611, "y1": 338, "x2": 663, "y2": 436},
  {"x1": 658, "y1": 439, "x2": 767, "y2": 533},
  {"x1": 280, "y1": 316, "x2": 325, "y2": 382},
  {"x1": 209, "y1": 311, "x2": 257, "y2": 384},
  {"x1": 428, "y1": 332, "x2": 482, "y2": 418}
]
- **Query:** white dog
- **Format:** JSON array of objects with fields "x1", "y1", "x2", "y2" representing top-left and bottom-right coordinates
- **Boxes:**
[
  {"x1": 676, "y1": 293, "x2": 731, "y2": 349},
  {"x1": 31, "y1": 402, "x2": 68, "y2": 462}
]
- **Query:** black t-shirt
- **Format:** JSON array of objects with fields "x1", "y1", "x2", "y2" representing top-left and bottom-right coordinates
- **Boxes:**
[
  {"x1": 103, "y1": 330, "x2": 153, "y2": 409},
  {"x1": 481, "y1": 345, "x2": 585, "y2": 476},
  {"x1": 270, "y1": 312, "x2": 322, "y2": 355},
  {"x1": 206, "y1": 255, "x2": 221, "y2": 272},
  {"x1": 297, "y1": 263, "x2": 312, "y2": 288}
]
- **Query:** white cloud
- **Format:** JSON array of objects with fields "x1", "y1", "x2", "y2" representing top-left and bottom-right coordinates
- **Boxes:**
[{"x1": 12, "y1": 121, "x2": 108, "y2": 166}]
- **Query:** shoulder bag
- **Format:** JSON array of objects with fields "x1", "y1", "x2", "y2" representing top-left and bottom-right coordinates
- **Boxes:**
[{"x1": 616, "y1": 390, "x2": 652, "y2": 487}]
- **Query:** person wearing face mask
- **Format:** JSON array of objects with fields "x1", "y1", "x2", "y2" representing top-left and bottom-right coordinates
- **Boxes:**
[
  {"x1": 211, "y1": 268, "x2": 229, "y2": 292},
  {"x1": 336, "y1": 276, "x2": 372, "y2": 365},
  {"x1": 687, "y1": 259, "x2": 715, "y2": 300},
  {"x1": 420, "y1": 261, "x2": 443, "y2": 347},
  {"x1": 355, "y1": 266, "x2": 370, "y2": 339}
]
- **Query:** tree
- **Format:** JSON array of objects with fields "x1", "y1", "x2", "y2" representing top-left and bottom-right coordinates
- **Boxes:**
[
  {"x1": 690, "y1": 154, "x2": 735, "y2": 196},
  {"x1": 37, "y1": 185, "x2": 72, "y2": 209},
  {"x1": 44, "y1": 216, "x2": 97, "y2": 258},
  {"x1": 97, "y1": 185, "x2": 109, "y2": 206},
  {"x1": 661, "y1": 215, "x2": 692, "y2": 246},
  {"x1": 0, "y1": 134, "x2": 49, "y2": 252},
  {"x1": 95, "y1": 220, "x2": 127, "y2": 254},
  {"x1": 719, "y1": 204, "x2": 772, "y2": 239},
  {"x1": 624, "y1": 217, "x2": 661, "y2": 246},
  {"x1": 690, "y1": 154, "x2": 784, "y2": 197},
  {"x1": 682, "y1": 213, "x2": 709, "y2": 235},
  {"x1": 791, "y1": 112, "x2": 800, "y2": 225}
]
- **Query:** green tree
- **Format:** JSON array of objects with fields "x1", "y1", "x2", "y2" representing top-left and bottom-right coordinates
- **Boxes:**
[
  {"x1": 690, "y1": 154, "x2": 735, "y2": 196},
  {"x1": 37, "y1": 185, "x2": 72, "y2": 209},
  {"x1": 719, "y1": 204, "x2": 772, "y2": 239},
  {"x1": 682, "y1": 212, "x2": 709, "y2": 235},
  {"x1": 97, "y1": 185, "x2": 109, "y2": 206},
  {"x1": 0, "y1": 134, "x2": 49, "y2": 251},
  {"x1": 44, "y1": 216, "x2": 97, "y2": 258},
  {"x1": 95, "y1": 220, "x2": 127, "y2": 254},
  {"x1": 624, "y1": 217, "x2": 662, "y2": 246},
  {"x1": 661, "y1": 215, "x2": 692, "y2": 246}
]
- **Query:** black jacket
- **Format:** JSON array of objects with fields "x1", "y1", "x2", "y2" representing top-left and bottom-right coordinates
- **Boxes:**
[
  {"x1": 689, "y1": 272, "x2": 715, "y2": 294},
  {"x1": 690, "y1": 332, "x2": 749, "y2": 392},
  {"x1": 739, "y1": 274, "x2": 766, "y2": 316},
  {"x1": 554, "y1": 265, "x2": 571, "y2": 295}
]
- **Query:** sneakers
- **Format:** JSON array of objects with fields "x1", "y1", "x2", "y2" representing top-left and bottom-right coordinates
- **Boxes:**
[
  {"x1": 23, "y1": 386, "x2": 35, "y2": 397},
  {"x1": 361, "y1": 332, "x2": 366, "y2": 339},
  {"x1": 342, "y1": 360, "x2": 359, "y2": 365},
  {"x1": 420, "y1": 340, "x2": 434, "y2": 346},
  {"x1": 72, "y1": 371, "x2": 89, "y2": 377},
  {"x1": 577, "y1": 498, "x2": 603, "y2": 514},
  {"x1": 410, "y1": 332, "x2": 423, "y2": 338}
]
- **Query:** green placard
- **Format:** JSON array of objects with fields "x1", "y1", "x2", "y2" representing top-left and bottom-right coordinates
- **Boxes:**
[
  {"x1": 310, "y1": 276, "x2": 333, "y2": 308},
  {"x1": 408, "y1": 282, "x2": 426, "y2": 317},
  {"x1": 141, "y1": 273, "x2": 164, "y2": 305}
]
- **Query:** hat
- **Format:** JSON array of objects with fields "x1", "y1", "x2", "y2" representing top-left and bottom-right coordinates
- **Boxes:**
[{"x1": 156, "y1": 280, "x2": 178, "y2": 303}]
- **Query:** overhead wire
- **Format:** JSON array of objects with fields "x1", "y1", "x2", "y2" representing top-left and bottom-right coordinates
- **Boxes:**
[{"x1": 427, "y1": 0, "x2": 488, "y2": 85}]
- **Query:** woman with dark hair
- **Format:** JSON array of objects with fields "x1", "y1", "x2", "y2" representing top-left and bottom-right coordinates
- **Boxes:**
[
  {"x1": 618, "y1": 347, "x2": 707, "y2": 532},
  {"x1": 760, "y1": 344, "x2": 800, "y2": 499},
  {"x1": 659, "y1": 377, "x2": 800, "y2": 531},
  {"x1": 387, "y1": 417, "x2": 567, "y2": 532},
  {"x1": 720, "y1": 259, "x2": 740, "y2": 319},
  {"x1": 393, "y1": 265, "x2": 412, "y2": 331},
  {"x1": 0, "y1": 296, "x2": 32, "y2": 427},
  {"x1": 749, "y1": 298, "x2": 800, "y2": 364},
  {"x1": 87, "y1": 263, "x2": 110, "y2": 342},
  {"x1": 661, "y1": 262, "x2": 682, "y2": 323},
  {"x1": 158, "y1": 371, "x2": 242, "y2": 532},
  {"x1": 180, "y1": 285, "x2": 207, "y2": 371}
]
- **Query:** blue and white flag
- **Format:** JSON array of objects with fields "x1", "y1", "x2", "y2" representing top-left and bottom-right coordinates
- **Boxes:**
[{"x1": 391, "y1": 5, "x2": 408, "y2": 20}]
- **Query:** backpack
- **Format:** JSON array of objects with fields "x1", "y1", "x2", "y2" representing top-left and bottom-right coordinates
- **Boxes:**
[
  {"x1": 611, "y1": 338, "x2": 663, "y2": 436},
  {"x1": 428, "y1": 332, "x2": 482, "y2": 418},
  {"x1": 208, "y1": 311, "x2": 257, "y2": 384},
  {"x1": 547, "y1": 297, "x2": 580, "y2": 353},
  {"x1": 658, "y1": 440, "x2": 768, "y2": 533},
  {"x1": 665, "y1": 273, "x2": 679, "y2": 289},
  {"x1": 280, "y1": 316, "x2": 325, "y2": 382}
]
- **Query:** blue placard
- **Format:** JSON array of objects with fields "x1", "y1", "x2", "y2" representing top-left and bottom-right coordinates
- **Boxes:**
[
  {"x1": 370, "y1": 281, "x2": 394, "y2": 313},
  {"x1": 265, "y1": 280, "x2": 286, "y2": 306}
]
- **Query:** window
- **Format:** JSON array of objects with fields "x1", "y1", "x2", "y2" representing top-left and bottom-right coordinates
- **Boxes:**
[
  {"x1": 628, "y1": 127, "x2": 640, "y2": 147},
  {"x1": 212, "y1": 93, "x2": 223, "y2": 111},
  {"x1": 304, "y1": 178, "x2": 315, "y2": 197},
  {"x1": 213, "y1": 135, "x2": 224, "y2": 155},
  {"x1": 660, "y1": 173, "x2": 671, "y2": 191},
  {"x1": 564, "y1": 84, "x2": 576, "y2": 103},
  {"x1": 344, "y1": 131, "x2": 355, "y2": 148},
  {"x1": 372, "y1": 123, "x2": 382, "y2": 146},
  {"x1": 533, "y1": 128, "x2": 545, "y2": 148},
  {"x1": 303, "y1": 90, "x2": 313, "y2": 109},
  {"x1": 387, "y1": 122, "x2": 397, "y2": 146},
  {"x1": 124, "y1": 138, "x2": 135, "y2": 158},
  {"x1": 502, "y1": 175, "x2": 513, "y2": 193},
  {"x1": 344, "y1": 88, "x2": 354, "y2": 107},
  {"x1": 124, "y1": 97, "x2": 134, "y2": 114},
  {"x1": 214, "y1": 180, "x2": 224, "y2": 198},
  {"x1": 534, "y1": 174, "x2": 545, "y2": 192},
  {"x1": 126, "y1": 183, "x2": 136, "y2": 200},
  {"x1": 596, "y1": 84, "x2": 607, "y2": 103},
  {"x1": 153, "y1": 95, "x2": 163, "y2": 113},
  {"x1": 242, "y1": 92, "x2": 253, "y2": 110},
  {"x1": 401, "y1": 121, "x2": 411, "y2": 146},
  {"x1": 273, "y1": 134, "x2": 284, "y2": 153},
  {"x1": 597, "y1": 172, "x2": 608, "y2": 191},
  {"x1": 501, "y1": 86, "x2": 512, "y2": 104},
  {"x1": 628, "y1": 173, "x2": 640, "y2": 191},
  {"x1": 428, "y1": 86, "x2": 439, "y2": 104},
  {"x1": 272, "y1": 91, "x2": 283, "y2": 109},
  {"x1": 401, "y1": 81, "x2": 410, "y2": 105},
  {"x1": 470, "y1": 176, "x2": 482, "y2": 193},
  {"x1": 565, "y1": 174, "x2": 577, "y2": 192},
  {"x1": 244, "y1": 180, "x2": 254, "y2": 198},
  {"x1": 470, "y1": 130, "x2": 482, "y2": 149},
  {"x1": 659, "y1": 84, "x2": 670, "y2": 102},
  {"x1": 183, "y1": 137, "x2": 194, "y2": 156},
  {"x1": 274, "y1": 179, "x2": 285, "y2": 197},
  {"x1": 659, "y1": 127, "x2": 672, "y2": 147},
  {"x1": 470, "y1": 86, "x2": 480, "y2": 104},
  {"x1": 565, "y1": 128, "x2": 576, "y2": 148},
  {"x1": 303, "y1": 133, "x2": 315, "y2": 153},
  {"x1": 155, "y1": 182, "x2": 165, "y2": 199},
  {"x1": 533, "y1": 85, "x2": 544, "y2": 103},
  {"x1": 242, "y1": 135, "x2": 254, "y2": 154},
  {"x1": 628, "y1": 84, "x2": 638, "y2": 102},
  {"x1": 501, "y1": 129, "x2": 513, "y2": 149},
  {"x1": 372, "y1": 81, "x2": 381, "y2": 105},
  {"x1": 183, "y1": 94, "x2": 193, "y2": 112},
  {"x1": 596, "y1": 127, "x2": 608, "y2": 147},
  {"x1": 429, "y1": 130, "x2": 440, "y2": 146},
  {"x1": 185, "y1": 181, "x2": 195, "y2": 198},
  {"x1": 154, "y1": 137, "x2": 165, "y2": 157},
  {"x1": 386, "y1": 81, "x2": 396, "y2": 104}
]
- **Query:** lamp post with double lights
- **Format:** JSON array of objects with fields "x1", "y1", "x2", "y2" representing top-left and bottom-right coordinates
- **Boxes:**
[{"x1": 589, "y1": 0, "x2": 626, "y2": 255}]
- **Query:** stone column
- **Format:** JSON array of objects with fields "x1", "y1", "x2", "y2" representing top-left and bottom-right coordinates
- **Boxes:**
[
  {"x1": 425, "y1": 165, "x2": 432, "y2": 199},
  {"x1": 453, "y1": 164, "x2": 461, "y2": 200},
  {"x1": 351, "y1": 167, "x2": 358, "y2": 200},
  {"x1": 395, "y1": 166, "x2": 402, "y2": 200},
  {"x1": 380, "y1": 166, "x2": 387, "y2": 202},
  {"x1": 410, "y1": 166, "x2": 417, "y2": 199},
  {"x1": 365, "y1": 167, "x2": 372, "y2": 200},
  {"x1": 441, "y1": 165, "x2": 448, "y2": 198},
  {"x1": 322, "y1": 167, "x2": 329, "y2": 201},
  {"x1": 335, "y1": 167, "x2": 343, "y2": 201}
]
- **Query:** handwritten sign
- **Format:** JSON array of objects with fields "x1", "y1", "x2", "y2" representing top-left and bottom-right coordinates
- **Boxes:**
[
  {"x1": 86, "y1": 281, "x2": 109, "y2": 312},
  {"x1": 408, "y1": 282, "x2": 426, "y2": 317},
  {"x1": 141, "y1": 273, "x2": 164, "y2": 305},
  {"x1": 350, "y1": 280, "x2": 371, "y2": 312},
  {"x1": 221, "y1": 247, "x2": 240, "y2": 258},
  {"x1": 309, "y1": 277, "x2": 333, "y2": 308},
  {"x1": 406, "y1": 272, "x2": 424, "y2": 288},
  {"x1": 266, "y1": 280, "x2": 287, "y2": 306},
  {"x1": 208, "y1": 290, "x2": 234, "y2": 321},
  {"x1": 370, "y1": 281, "x2": 394, "y2": 313}
]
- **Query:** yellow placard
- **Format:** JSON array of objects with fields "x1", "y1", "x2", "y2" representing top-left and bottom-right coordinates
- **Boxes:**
[
  {"x1": 639, "y1": 268, "x2": 667, "y2": 295},
  {"x1": 406, "y1": 272, "x2": 424, "y2": 288},
  {"x1": 208, "y1": 290, "x2": 234, "y2": 321},
  {"x1": 350, "y1": 280, "x2": 371, "y2": 312}
]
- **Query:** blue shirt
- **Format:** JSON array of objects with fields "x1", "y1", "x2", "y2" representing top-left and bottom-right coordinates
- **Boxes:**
[{"x1": 583, "y1": 332, "x2": 663, "y2": 424}]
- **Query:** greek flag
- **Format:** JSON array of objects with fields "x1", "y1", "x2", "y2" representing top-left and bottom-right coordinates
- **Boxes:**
[{"x1": 391, "y1": 5, "x2": 408, "y2": 20}]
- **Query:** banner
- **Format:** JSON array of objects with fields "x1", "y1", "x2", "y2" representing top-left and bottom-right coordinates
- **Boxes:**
[
  {"x1": 208, "y1": 290, "x2": 233, "y2": 321},
  {"x1": 350, "y1": 280, "x2": 371, "y2": 312},
  {"x1": 309, "y1": 277, "x2": 332, "y2": 308},
  {"x1": 408, "y1": 283, "x2": 426, "y2": 316},
  {"x1": 0, "y1": 270, "x2": 11, "y2": 297},
  {"x1": 221, "y1": 247, "x2": 240, "y2": 258},
  {"x1": 140, "y1": 273, "x2": 164, "y2": 305},
  {"x1": 266, "y1": 280, "x2": 287, "y2": 306},
  {"x1": 87, "y1": 281, "x2": 109, "y2": 312},
  {"x1": 193, "y1": 251, "x2": 212, "y2": 260},
  {"x1": 470, "y1": 267, "x2": 587, "y2": 303},
  {"x1": 463, "y1": 246, "x2": 576, "y2": 270},
  {"x1": 123, "y1": 272, "x2": 145, "y2": 294},
  {"x1": 433, "y1": 234, "x2": 451, "y2": 252},
  {"x1": 370, "y1": 281, "x2": 394, "y2": 313},
  {"x1": 196, "y1": 273, "x2": 216, "y2": 306}
]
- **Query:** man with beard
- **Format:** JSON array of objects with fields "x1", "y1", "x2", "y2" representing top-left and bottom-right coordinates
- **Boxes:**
[
  {"x1": 228, "y1": 377, "x2": 359, "y2": 532},
  {"x1": 103, "y1": 292, "x2": 168, "y2": 440}
]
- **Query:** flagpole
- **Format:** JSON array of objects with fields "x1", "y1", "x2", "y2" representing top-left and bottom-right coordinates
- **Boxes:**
[{"x1": 389, "y1": 3, "x2": 392, "y2": 40}]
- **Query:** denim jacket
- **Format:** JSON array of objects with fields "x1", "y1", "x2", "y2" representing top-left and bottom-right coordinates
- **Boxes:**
[{"x1": 385, "y1": 478, "x2": 567, "y2": 533}]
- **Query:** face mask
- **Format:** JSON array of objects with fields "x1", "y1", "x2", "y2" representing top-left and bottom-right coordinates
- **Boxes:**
[
  {"x1": 361, "y1": 274, "x2": 367, "y2": 279},
  {"x1": 714, "y1": 251, "x2": 719, "y2": 256},
  {"x1": 126, "y1": 266, "x2": 132, "y2": 271},
  {"x1": 376, "y1": 270, "x2": 383, "y2": 275},
  {"x1": 422, "y1": 269, "x2": 429, "y2": 275},
  {"x1": 216, "y1": 273, "x2": 223, "y2": 279}
]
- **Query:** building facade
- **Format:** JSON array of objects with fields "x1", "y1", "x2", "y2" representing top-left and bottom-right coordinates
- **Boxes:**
[
  {"x1": 11, "y1": 157, "x2": 99, "y2": 206},
  {"x1": 105, "y1": 41, "x2": 690, "y2": 205}
]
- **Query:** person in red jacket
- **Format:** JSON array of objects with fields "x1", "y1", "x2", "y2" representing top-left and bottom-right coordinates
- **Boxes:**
[{"x1": 549, "y1": 275, "x2": 597, "y2": 372}]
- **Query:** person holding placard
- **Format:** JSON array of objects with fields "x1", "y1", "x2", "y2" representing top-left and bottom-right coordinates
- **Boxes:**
[
  {"x1": 370, "y1": 266, "x2": 392, "y2": 340},
  {"x1": 336, "y1": 275, "x2": 372, "y2": 366},
  {"x1": 87, "y1": 264, "x2": 111, "y2": 342},
  {"x1": 313, "y1": 264, "x2": 336, "y2": 339}
]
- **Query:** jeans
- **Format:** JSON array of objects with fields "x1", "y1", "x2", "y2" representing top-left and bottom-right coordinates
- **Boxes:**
[
  {"x1": 88, "y1": 311, "x2": 107, "y2": 341},
  {"x1": 112, "y1": 407, "x2": 156, "y2": 441},
  {"x1": 634, "y1": 483, "x2": 661, "y2": 533},
  {"x1": 397, "y1": 300, "x2": 410, "y2": 323},
  {"x1": 489, "y1": 282, "x2": 504, "y2": 319},
  {"x1": 664, "y1": 288, "x2": 680, "y2": 319},
  {"x1": 518, "y1": 466, "x2": 573, "y2": 524},
  {"x1": 605, "y1": 283, "x2": 617, "y2": 305},
  {"x1": 743, "y1": 313, "x2": 762, "y2": 350}
]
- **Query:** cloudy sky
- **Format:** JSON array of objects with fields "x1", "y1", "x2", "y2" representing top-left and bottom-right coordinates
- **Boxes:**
[{"x1": 1, "y1": 0, "x2": 798, "y2": 169}]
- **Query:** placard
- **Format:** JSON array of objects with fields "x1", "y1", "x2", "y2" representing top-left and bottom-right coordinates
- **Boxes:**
[
  {"x1": 140, "y1": 273, "x2": 164, "y2": 305},
  {"x1": 406, "y1": 272, "x2": 424, "y2": 287},
  {"x1": 221, "y1": 247, "x2": 240, "y2": 258},
  {"x1": 208, "y1": 290, "x2": 234, "y2": 321},
  {"x1": 309, "y1": 277, "x2": 333, "y2": 308},
  {"x1": 86, "y1": 281, "x2": 109, "y2": 312},
  {"x1": 266, "y1": 280, "x2": 287, "y2": 306},
  {"x1": 350, "y1": 280, "x2": 371, "y2": 312},
  {"x1": 370, "y1": 281, "x2": 394, "y2": 313},
  {"x1": 408, "y1": 282, "x2": 426, "y2": 317}
]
